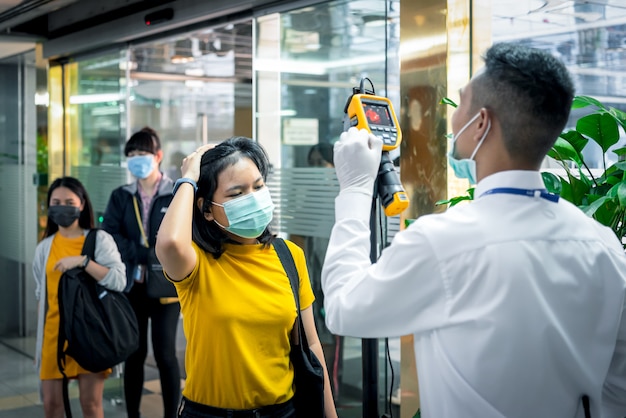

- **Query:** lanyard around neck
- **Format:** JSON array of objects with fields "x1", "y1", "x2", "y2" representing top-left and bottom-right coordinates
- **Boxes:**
[
  {"x1": 132, "y1": 196, "x2": 150, "y2": 247},
  {"x1": 480, "y1": 187, "x2": 559, "y2": 203}
]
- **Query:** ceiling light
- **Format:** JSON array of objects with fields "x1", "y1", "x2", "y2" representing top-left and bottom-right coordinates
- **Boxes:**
[{"x1": 69, "y1": 93, "x2": 122, "y2": 105}]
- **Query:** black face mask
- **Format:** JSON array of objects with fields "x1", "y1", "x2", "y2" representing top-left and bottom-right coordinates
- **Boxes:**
[{"x1": 48, "y1": 205, "x2": 81, "y2": 228}]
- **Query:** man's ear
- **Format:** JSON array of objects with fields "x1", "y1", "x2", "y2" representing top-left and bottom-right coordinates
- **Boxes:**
[
  {"x1": 197, "y1": 197, "x2": 214, "y2": 221},
  {"x1": 477, "y1": 108, "x2": 490, "y2": 134}
]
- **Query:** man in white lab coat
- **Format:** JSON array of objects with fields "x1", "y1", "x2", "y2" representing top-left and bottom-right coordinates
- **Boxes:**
[{"x1": 322, "y1": 42, "x2": 626, "y2": 417}]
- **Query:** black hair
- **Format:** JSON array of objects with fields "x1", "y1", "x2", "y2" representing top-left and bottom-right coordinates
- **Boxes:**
[
  {"x1": 308, "y1": 142, "x2": 334, "y2": 166},
  {"x1": 43, "y1": 176, "x2": 95, "y2": 238},
  {"x1": 192, "y1": 137, "x2": 275, "y2": 258},
  {"x1": 124, "y1": 126, "x2": 161, "y2": 156},
  {"x1": 471, "y1": 42, "x2": 575, "y2": 166}
]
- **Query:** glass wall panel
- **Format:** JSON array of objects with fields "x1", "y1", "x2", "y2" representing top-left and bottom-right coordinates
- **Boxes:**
[
  {"x1": 490, "y1": 2, "x2": 626, "y2": 170},
  {"x1": 256, "y1": 1, "x2": 401, "y2": 415},
  {"x1": 128, "y1": 20, "x2": 253, "y2": 180},
  {"x1": 60, "y1": 51, "x2": 127, "y2": 224},
  {"x1": 0, "y1": 50, "x2": 39, "y2": 349}
]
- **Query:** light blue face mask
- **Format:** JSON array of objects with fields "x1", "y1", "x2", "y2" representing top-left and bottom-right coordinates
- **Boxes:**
[
  {"x1": 212, "y1": 187, "x2": 275, "y2": 239},
  {"x1": 127, "y1": 154, "x2": 155, "y2": 179},
  {"x1": 447, "y1": 112, "x2": 491, "y2": 185}
]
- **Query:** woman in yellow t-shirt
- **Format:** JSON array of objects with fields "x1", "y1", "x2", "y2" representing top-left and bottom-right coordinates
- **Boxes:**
[
  {"x1": 157, "y1": 137, "x2": 337, "y2": 417},
  {"x1": 33, "y1": 177, "x2": 126, "y2": 418}
]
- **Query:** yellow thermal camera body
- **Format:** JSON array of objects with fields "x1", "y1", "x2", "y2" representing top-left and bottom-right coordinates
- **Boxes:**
[
  {"x1": 345, "y1": 93, "x2": 408, "y2": 217},
  {"x1": 346, "y1": 94, "x2": 402, "y2": 151}
]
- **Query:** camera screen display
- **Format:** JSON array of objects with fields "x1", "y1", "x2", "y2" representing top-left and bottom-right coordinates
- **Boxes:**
[{"x1": 362, "y1": 102, "x2": 393, "y2": 126}]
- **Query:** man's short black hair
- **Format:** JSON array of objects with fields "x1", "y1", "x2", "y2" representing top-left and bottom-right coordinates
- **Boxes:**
[{"x1": 471, "y1": 42, "x2": 575, "y2": 166}]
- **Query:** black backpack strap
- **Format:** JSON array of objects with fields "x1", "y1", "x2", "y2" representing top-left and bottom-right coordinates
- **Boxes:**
[
  {"x1": 81, "y1": 228, "x2": 98, "y2": 258},
  {"x1": 582, "y1": 394, "x2": 591, "y2": 418},
  {"x1": 274, "y1": 238, "x2": 300, "y2": 312},
  {"x1": 57, "y1": 229, "x2": 98, "y2": 418},
  {"x1": 273, "y1": 238, "x2": 306, "y2": 347}
]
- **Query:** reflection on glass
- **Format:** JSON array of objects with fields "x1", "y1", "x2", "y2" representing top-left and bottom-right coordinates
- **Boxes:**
[
  {"x1": 127, "y1": 20, "x2": 253, "y2": 178},
  {"x1": 67, "y1": 53, "x2": 124, "y2": 167},
  {"x1": 256, "y1": 1, "x2": 400, "y2": 415},
  {"x1": 492, "y1": 2, "x2": 626, "y2": 170}
]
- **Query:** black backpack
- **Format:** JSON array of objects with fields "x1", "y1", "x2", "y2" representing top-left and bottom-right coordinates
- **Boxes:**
[{"x1": 57, "y1": 229, "x2": 139, "y2": 417}]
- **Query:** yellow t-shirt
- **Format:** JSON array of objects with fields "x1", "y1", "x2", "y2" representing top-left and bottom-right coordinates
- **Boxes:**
[{"x1": 172, "y1": 240, "x2": 315, "y2": 409}]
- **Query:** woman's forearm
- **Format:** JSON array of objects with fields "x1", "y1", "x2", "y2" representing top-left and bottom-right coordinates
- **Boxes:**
[{"x1": 155, "y1": 182, "x2": 196, "y2": 279}]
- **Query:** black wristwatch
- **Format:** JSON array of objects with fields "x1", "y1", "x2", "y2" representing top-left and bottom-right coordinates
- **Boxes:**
[{"x1": 80, "y1": 255, "x2": 90, "y2": 269}]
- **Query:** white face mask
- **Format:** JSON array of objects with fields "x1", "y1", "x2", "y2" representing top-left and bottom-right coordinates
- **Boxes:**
[{"x1": 447, "y1": 112, "x2": 491, "y2": 185}]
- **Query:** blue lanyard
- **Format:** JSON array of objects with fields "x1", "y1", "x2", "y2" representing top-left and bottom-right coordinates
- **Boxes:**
[{"x1": 480, "y1": 187, "x2": 560, "y2": 203}]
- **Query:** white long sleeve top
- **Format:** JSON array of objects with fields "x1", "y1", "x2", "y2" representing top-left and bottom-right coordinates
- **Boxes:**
[{"x1": 322, "y1": 170, "x2": 626, "y2": 417}]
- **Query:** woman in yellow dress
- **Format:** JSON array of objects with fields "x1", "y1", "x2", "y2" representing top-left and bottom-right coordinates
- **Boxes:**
[{"x1": 32, "y1": 177, "x2": 126, "y2": 418}]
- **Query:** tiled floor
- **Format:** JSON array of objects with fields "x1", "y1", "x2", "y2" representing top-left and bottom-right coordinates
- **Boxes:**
[
  {"x1": 0, "y1": 329, "x2": 399, "y2": 418},
  {"x1": 0, "y1": 340, "x2": 173, "y2": 418}
]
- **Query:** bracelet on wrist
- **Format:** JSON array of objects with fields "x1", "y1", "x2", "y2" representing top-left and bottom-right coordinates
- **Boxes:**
[
  {"x1": 173, "y1": 177, "x2": 198, "y2": 195},
  {"x1": 80, "y1": 255, "x2": 90, "y2": 269}
]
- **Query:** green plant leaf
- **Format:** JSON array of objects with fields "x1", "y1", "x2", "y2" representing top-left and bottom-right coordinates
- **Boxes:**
[
  {"x1": 559, "y1": 130, "x2": 588, "y2": 154},
  {"x1": 559, "y1": 179, "x2": 574, "y2": 202},
  {"x1": 607, "y1": 107, "x2": 626, "y2": 132},
  {"x1": 614, "y1": 161, "x2": 626, "y2": 172},
  {"x1": 567, "y1": 171, "x2": 592, "y2": 205},
  {"x1": 606, "y1": 175, "x2": 621, "y2": 186},
  {"x1": 548, "y1": 137, "x2": 583, "y2": 166},
  {"x1": 576, "y1": 113, "x2": 620, "y2": 153},
  {"x1": 594, "y1": 200, "x2": 619, "y2": 228},
  {"x1": 572, "y1": 95, "x2": 604, "y2": 110},
  {"x1": 617, "y1": 182, "x2": 626, "y2": 207},
  {"x1": 541, "y1": 172, "x2": 562, "y2": 194},
  {"x1": 613, "y1": 147, "x2": 626, "y2": 157},
  {"x1": 581, "y1": 195, "x2": 611, "y2": 218},
  {"x1": 436, "y1": 188, "x2": 474, "y2": 207},
  {"x1": 436, "y1": 195, "x2": 472, "y2": 207},
  {"x1": 440, "y1": 97, "x2": 457, "y2": 108}
]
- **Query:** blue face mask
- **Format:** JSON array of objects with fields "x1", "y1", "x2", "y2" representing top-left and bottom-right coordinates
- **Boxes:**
[
  {"x1": 212, "y1": 187, "x2": 275, "y2": 239},
  {"x1": 447, "y1": 112, "x2": 491, "y2": 185},
  {"x1": 127, "y1": 155, "x2": 155, "y2": 179}
]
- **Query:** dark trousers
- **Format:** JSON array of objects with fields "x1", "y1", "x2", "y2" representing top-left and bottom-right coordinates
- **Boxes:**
[
  {"x1": 125, "y1": 281, "x2": 181, "y2": 418},
  {"x1": 178, "y1": 397, "x2": 296, "y2": 418}
]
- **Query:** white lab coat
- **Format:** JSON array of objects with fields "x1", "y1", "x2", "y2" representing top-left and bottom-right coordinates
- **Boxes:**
[{"x1": 322, "y1": 170, "x2": 626, "y2": 417}]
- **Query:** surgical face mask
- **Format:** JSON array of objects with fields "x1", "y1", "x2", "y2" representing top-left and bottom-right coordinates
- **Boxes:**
[
  {"x1": 127, "y1": 154, "x2": 155, "y2": 179},
  {"x1": 48, "y1": 205, "x2": 81, "y2": 228},
  {"x1": 211, "y1": 187, "x2": 275, "y2": 239},
  {"x1": 447, "y1": 112, "x2": 491, "y2": 185}
]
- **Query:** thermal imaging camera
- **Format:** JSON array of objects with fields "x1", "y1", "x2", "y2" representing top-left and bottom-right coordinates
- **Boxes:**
[
  {"x1": 345, "y1": 94, "x2": 402, "y2": 151},
  {"x1": 343, "y1": 78, "x2": 409, "y2": 217}
]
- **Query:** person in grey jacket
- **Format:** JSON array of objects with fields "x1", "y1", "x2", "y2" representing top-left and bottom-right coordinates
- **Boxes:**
[{"x1": 33, "y1": 176, "x2": 126, "y2": 418}]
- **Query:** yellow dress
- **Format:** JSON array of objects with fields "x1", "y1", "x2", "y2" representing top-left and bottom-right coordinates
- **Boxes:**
[{"x1": 39, "y1": 233, "x2": 111, "y2": 379}]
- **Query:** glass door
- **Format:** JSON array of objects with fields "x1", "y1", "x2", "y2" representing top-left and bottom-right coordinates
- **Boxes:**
[
  {"x1": 0, "y1": 50, "x2": 39, "y2": 353},
  {"x1": 50, "y1": 50, "x2": 128, "y2": 225},
  {"x1": 255, "y1": 1, "x2": 401, "y2": 416},
  {"x1": 127, "y1": 19, "x2": 254, "y2": 179}
]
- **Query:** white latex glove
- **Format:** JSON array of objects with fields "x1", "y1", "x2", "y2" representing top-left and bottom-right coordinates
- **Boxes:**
[{"x1": 334, "y1": 127, "x2": 383, "y2": 196}]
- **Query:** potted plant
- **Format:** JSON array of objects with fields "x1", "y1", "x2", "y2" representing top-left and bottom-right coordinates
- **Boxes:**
[{"x1": 435, "y1": 96, "x2": 626, "y2": 248}]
